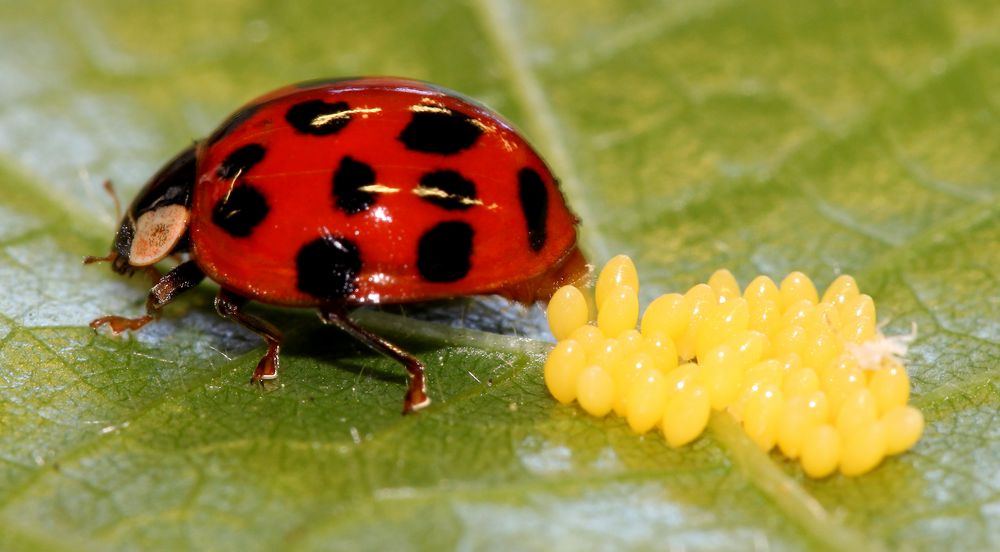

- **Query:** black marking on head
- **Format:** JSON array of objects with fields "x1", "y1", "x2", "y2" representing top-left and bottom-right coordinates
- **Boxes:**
[
  {"x1": 285, "y1": 100, "x2": 352, "y2": 135},
  {"x1": 417, "y1": 221, "x2": 474, "y2": 282},
  {"x1": 296, "y1": 235, "x2": 362, "y2": 300},
  {"x1": 417, "y1": 170, "x2": 478, "y2": 211},
  {"x1": 518, "y1": 168, "x2": 548, "y2": 252},
  {"x1": 333, "y1": 156, "x2": 377, "y2": 215},
  {"x1": 398, "y1": 109, "x2": 482, "y2": 154},
  {"x1": 212, "y1": 185, "x2": 269, "y2": 238},
  {"x1": 131, "y1": 145, "x2": 198, "y2": 216},
  {"x1": 207, "y1": 104, "x2": 262, "y2": 146},
  {"x1": 216, "y1": 144, "x2": 266, "y2": 180}
]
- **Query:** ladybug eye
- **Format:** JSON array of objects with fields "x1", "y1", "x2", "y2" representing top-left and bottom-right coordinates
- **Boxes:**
[{"x1": 128, "y1": 205, "x2": 190, "y2": 266}]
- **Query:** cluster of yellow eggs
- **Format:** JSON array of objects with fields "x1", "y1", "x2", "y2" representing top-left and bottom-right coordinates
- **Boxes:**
[{"x1": 544, "y1": 255, "x2": 923, "y2": 478}]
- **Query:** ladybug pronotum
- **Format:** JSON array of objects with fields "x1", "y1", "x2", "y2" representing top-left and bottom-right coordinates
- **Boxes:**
[{"x1": 87, "y1": 77, "x2": 587, "y2": 413}]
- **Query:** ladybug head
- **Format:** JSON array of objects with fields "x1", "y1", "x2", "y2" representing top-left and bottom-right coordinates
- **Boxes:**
[{"x1": 102, "y1": 145, "x2": 197, "y2": 275}]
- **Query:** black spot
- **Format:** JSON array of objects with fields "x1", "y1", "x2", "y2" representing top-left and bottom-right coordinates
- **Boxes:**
[
  {"x1": 285, "y1": 100, "x2": 352, "y2": 135},
  {"x1": 518, "y1": 168, "x2": 548, "y2": 252},
  {"x1": 417, "y1": 170, "x2": 478, "y2": 211},
  {"x1": 296, "y1": 236, "x2": 362, "y2": 300},
  {"x1": 216, "y1": 144, "x2": 266, "y2": 180},
  {"x1": 417, "y1": 221, "x2": 474, "y2": 282},
  {"x1": 398, "y1": 110, "x2": 482, "y2": 154},
  {"x1": 207, "y1": 104, "x2": 262, "y2": 146},
  {"x1": 212, "y1": 185, "x2": 269, "y2": 238},
  {"x1": 333, "y1": 156, "x2": 377, "y2": 215}
]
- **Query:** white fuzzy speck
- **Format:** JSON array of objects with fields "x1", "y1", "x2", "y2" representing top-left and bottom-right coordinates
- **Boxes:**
[{"x1": 847, "y1": 322, "x2": 918, "y2": 370}]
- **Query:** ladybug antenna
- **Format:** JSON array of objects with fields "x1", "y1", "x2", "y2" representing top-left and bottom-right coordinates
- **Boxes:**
[
  {"x1": 103, "y1": 179, "x2": 123, "y2": 221},
  {"x1": 83, "y1": 180, "x2": 124, "y2": 266}
]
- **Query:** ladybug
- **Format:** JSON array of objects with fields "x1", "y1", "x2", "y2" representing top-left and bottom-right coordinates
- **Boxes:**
[{"x1": 87, "y1": 77, "x2": 587, "y2": 413}]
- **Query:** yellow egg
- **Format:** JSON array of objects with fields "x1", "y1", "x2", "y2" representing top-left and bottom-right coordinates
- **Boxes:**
[
  {"x1": 778, "y1": 395, "x2": 818, "y2": 459},
  {"x1": 641, "y1": 331, "x2": 679, "y2": 373},
  {"x1": 802, "y1": 390, "x2": 831, "y2": 424},
  {"x1": 779, "y1": 352, "x2": 802, "y2": 374},
  {"x1": 773, "y1": 324, "x2": 808, "y2": 358},
  {"x1": 708, "y1": 268, "x2": 741, "y2": 302},
  {"x1": 800, "y1": 424, "x2": 841, "y2": 478},
  {"x1": 822, "y1": 356, "x2": 866, "y2": 419},
  {"x1": 597, "y1": 285, "x2": 639, "y2": 338},
  {"x1": 747, "y1": 299, "x2": 782, "y2": 339},
  {"x1": 700, "y1": 343, "x2": 747, "y2": 410},
  {"x1": 835, "y1": 387, "x2": 878, "y2": 436},
  {"x1": 781, "y1": 299, "x2": 815, "y2": 328},
  {"x1": 544, "y1": 339, "x2": 586, "y2": 404},
  {"x1": 685, "y1": 283, "x2": 719, "y2": 310},
  {"x1": 869, "y1": 360, "x2": 910, "y2": 415},
  {"x1": 732, "y1": 358, "x2": 786, "y2": 421},
  {"x1": 819, "y1": 350, "x2": 855, "y2": 378},
  {"x1": 568, "y1": 324, "x2": 604, "y2": 357},
  {"x1": 662, "y1": 382, "x2": 711, "y2": 447},
  {"x1": 595, "y1": 255, "x2": 639, "y2": 309},
  {"x1": 725, "y1": 331, "x2": 770, "y2": 367},
  {"x1": 779, "y1": 271, "x2": 819, "y2": 311},
  {"x1": 807, "y1": 302, "x2": 842, "y2": 333},
  {"x1": 576, "y1": 365, "x2": 615, "y2": 417},
  {"x1": 626, "y1": 368, "x2": 670, "y2": 433},
  {"x1": 744, "y1": 275, "x2": 781, "y2": 306},
  {"x1": 742, "y1": 384, "x2": 785, "y2": 451},
  {"x1": 618, "y1": 329, "x2": 644, "y2": 358},
  {"x1": 844, "y1": 293, "x2": 876, "y2": 321},
  {"x1": 743, "y1": 359, "x2": 785, "y2": 392},
  {"x1": 663, "y1": 362, "x2": 702, "y2": 394},
  {"x1": 546, "y1": 285, "x2": 589, "y2": 341},
  {"x1": 882, "y1": 405, "x2": 924, "y2": 455},
  {"x1": 589, "y1": 338, "x2": 624, "y2": 368},
  {"x1": 840, "y1": 294, "x2": 876, "y2": 344},
  {"x1": 821, "y1": 274, "x2": 860, "y2": 308},
  {"x1": 727, "y1": 390, "x2": 752, "y2": 422},
  {"x1": 784, "y1": 368, "x2": 820, "y2": 397},
  {"x1": 612, "y1": 352, "x2": 657, "y2": 417},
  {"x1": 695, "y1": 298, "x2": 749, "y2": 361},
  {"x1": 800, "y1": 326, "x2": 844, "y2": 375},
  {"x1": 678, "y1": 284, "x2": 718, "y2": 361},
  {"x1": 840, "y1": 421, "x2": 887, "y2": 476},
  {"x1": 639, "y1": 293, "x2": 688, "y2": 344}
]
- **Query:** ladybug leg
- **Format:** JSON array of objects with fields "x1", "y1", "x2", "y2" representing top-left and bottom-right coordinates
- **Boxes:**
[
  {"x1": 91, "y1": 261, "x2": 205, "y2": 334},
  {"x1": 318, "y1": 306, "x2": 430, "y2": 414},
  {"x1": 214, "y1": 289, "x2": 283, "y2": 385}
]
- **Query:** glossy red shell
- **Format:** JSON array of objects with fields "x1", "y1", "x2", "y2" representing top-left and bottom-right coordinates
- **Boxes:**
[{"x1": 189, "y1": 78, "x2": 584, "y2": 307}]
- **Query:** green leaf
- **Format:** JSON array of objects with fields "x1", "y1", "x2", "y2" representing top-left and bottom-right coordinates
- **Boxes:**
[{"x1": 1, "y1": 1, "x2": 998, "y2": 550}]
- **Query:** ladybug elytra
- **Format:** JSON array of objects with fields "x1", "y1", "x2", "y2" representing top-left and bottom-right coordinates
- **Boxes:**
[{"x1": 87, "y1": 77, "x2": 587, "y2": 413}]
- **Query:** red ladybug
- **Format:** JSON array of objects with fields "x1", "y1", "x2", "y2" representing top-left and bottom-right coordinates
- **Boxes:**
[{"x1": 87, "y1": 77, "x2": 587, "y2": 413}]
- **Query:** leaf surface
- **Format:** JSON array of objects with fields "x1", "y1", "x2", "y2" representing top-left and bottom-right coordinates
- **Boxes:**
[{"x1": 0, "y1": 1, "x2": 998, "y2": 550}]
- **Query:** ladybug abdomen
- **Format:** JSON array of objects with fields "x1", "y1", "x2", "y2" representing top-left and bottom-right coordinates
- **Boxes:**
[{"x1": 190, "y1": 79, "x2": 580, "y2": 307}]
